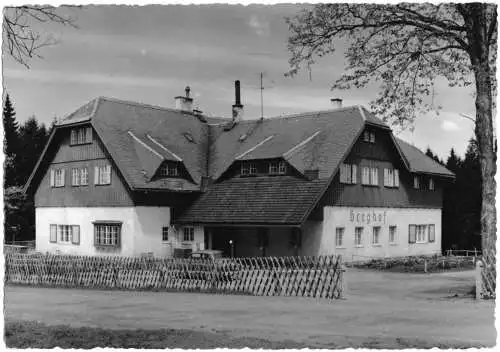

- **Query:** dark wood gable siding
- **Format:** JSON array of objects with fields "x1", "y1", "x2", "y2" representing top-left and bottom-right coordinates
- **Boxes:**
[
  {"x1": 35, "y1": 126, "x2": 133, "y2": 207},
  {"x1": 320, "y1": 128, "x2": 443, "y2": 209}
]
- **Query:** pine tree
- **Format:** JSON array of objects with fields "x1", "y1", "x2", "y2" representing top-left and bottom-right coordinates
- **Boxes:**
[
  {"x1": 3, "y1": 94, "x2": 20, "y2": 187},
  {"x1": 18, "y1": 116, "x2": 49, "y2": 185}
]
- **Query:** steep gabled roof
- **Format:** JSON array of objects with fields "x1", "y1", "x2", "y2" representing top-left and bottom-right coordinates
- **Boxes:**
[{"x1": 209, "y1": 106, "x2": 375, "y2": 181}]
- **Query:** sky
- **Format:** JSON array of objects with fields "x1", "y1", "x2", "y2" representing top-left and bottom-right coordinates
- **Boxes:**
[{"x1": 3, "y1": 4, "x2": 478, "y2": 159}]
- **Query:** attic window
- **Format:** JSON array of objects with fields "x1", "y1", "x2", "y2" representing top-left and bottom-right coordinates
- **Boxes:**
[
  {"x1": 363, "y1": 130, "x2": 375, "y2": 143},
  {"x1": 70, "y1": 126, "x2": 92, "y2": 145},
  {"x1": 241, "y1": 162, "x2": 257, "y2": 176},
  {"x1": 269, "y1": 161, "x2": 287, "y2": 175},
  {"x1": 183, "y1": 132, "x2": 195, "y2": 143},
  {"x1": 159, "y1": 163, "x2": 179, "y2": 177}
]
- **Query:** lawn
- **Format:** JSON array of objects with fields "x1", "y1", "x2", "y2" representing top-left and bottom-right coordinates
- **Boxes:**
[{"x1": 4, "y1": 269, "x2": 496, "y2": 349}]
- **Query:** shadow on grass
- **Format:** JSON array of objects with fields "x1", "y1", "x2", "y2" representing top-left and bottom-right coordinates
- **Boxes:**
[{"x1": 5, "y1": 320, "x2": 487, "y2": 349}]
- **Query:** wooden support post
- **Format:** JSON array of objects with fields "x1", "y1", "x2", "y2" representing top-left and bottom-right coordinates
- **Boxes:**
[{"x1": 475, "y1": 259, "x2": 484, "y2": 300}]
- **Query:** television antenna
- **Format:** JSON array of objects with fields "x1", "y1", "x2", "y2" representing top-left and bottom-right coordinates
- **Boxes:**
[{"x1": 250, "y1": 72, "x2": 275, "y2": 120}]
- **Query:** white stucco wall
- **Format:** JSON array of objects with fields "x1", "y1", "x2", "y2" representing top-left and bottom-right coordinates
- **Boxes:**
[
  {"x1": 302, "y1": 206, "x2": 442, "y2": 260},
  {"x1": 36, "y1": 207, "x2": 205, "y2": 257}
]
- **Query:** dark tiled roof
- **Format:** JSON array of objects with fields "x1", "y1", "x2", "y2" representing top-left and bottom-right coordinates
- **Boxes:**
[
  {"x1": 209, "y1": 106, "x2": 370, "y2": 180},
  {"x1": 175, "y1": 176, "x2": 328, "y2": 225},
  {"x1": 395, "y1": 138, "x2": 455, "y2": 177}
]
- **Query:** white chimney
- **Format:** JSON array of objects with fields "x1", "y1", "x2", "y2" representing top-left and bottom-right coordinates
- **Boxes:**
[
  {"x1": 330, "y1": 98, "x2": 343, "y2": 109},
  {"x1": 232, "y1": 80, "x2": 244, "y2": 122},
  {"x1": 175, "y1": 86, "x2": 194, "y2": 112}
]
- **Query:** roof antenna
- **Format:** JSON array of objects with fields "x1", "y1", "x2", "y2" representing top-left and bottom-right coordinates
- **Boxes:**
[{"x1": 260, "y1": 72, "x2": 264, "y2": 120}]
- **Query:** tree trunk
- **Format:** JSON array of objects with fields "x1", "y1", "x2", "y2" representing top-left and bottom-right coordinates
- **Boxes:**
[{"x1": 465, "y1": 3, "x2": 497, "y2": 296}]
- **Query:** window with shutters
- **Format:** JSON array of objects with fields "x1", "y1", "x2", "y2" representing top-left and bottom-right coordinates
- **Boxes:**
[
  {"x1": 355, "y1": 227, "x2": 363, "y2": 247},
  {"x1": 70, "y1": 126, "x2": 92, "y2": 146},
  {"x1": 428, "y1": 224, "x2": 436, "y2": 243},
  {"x1": 372, "y1": 226, "x2": 381, "y2": 245},
  {"x1": 340, "y1": 163, "x2": 357, "y2": 184},
  {"x1": 95, "y1": 164, "x2": 111, "y2": 185},
  {"x1": 50, "y1": 168, "x2": 65, "y2": 187},
  {"x1": 416, "y1": 225, "x2": 427, "y2": 243},
  {"x1": 269, "y1": 162, "x2": 279, "y2": 174},
  {"x1": 389, "y1": 226, "x2": 397, "y2": 244},
  {"x1": 49, "y1": 224, "x2": 80, "y2": 245},
  {"x1": 335, "y1": 227, "x2": 344, "y2": 248},
  {"x1": 278, "y1": 161, "x2": 287, "y2": 174},
  {"x1": 94, "y1": 222, "x2": 121, "y2": 247}
]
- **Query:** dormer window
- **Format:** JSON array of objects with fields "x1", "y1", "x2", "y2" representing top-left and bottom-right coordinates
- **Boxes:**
[
  {"x1": 414, "y1": 176, "x2": 420, "y2": 189},
  {"x1": 159, "y1": 163, "x2": 179, "y2": 177},
  {"x1": 269, "y1": 160, "x2": 287, "y2": 175},
  {"x1": 363, "y1": 130, "x2": 375, "y2": 143},
  {"x1": 70, "y1": 126, "x2": 92, "y2": 145},
  {"x1": 429, "y1": 178, "x2": 435, "y2": 190},
  {"x1": 241, "y1": 162, "x2": 257, "y2": 176}
]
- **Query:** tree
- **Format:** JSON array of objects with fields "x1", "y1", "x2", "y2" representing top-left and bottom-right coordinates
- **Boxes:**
[
  {"x1": 3, "y1": 94, "x2": 20, "y2": 187},
  {"x1": 3, "y1": 6, "x2": 77, "y2": 67},
  {"x1": 18, "y1": 116, "x2": 49, "y2": 185},
  {"x1": 425, "y1": 147, "x2": 443, "y2": 165},
  {"x1": 287, "y1": 3, "x2": 496, "y2": 294}
]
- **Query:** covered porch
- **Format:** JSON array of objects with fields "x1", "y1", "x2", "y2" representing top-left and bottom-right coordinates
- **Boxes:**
[{"x1": 203, "y1": 225, "x2": 303, "y2": 258}]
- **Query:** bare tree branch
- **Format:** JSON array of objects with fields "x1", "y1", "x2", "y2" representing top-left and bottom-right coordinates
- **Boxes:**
[{"x1": 3, "y1": 6, "x2": 78, "y2": 68}]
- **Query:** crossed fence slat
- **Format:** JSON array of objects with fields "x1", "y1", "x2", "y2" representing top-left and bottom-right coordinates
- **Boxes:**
[{"x1": 5, "y1": 252, "x2": 344, "y2": 299}]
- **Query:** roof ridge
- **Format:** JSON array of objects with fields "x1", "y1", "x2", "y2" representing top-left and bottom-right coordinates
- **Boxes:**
[{"x1": 97, "y1": 96, "x2": 220, "y2": 121}]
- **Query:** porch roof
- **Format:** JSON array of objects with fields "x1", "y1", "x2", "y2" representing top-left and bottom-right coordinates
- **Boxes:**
[{"x1": 174, "y1": 176, "x2": 328, "y2": 225}]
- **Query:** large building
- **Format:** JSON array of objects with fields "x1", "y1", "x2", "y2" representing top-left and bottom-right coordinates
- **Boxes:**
[{"x1": 25, "y1": 82, "x2": 455, "y2": 260}]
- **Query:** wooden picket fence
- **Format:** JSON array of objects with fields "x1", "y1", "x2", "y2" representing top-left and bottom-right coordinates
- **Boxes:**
[
  {"x1": 4, "y1": 253, "x2": 345, "y2": 299},
  {"x1": 479, "y1": 249, "x2": 496, "y2": 299}
]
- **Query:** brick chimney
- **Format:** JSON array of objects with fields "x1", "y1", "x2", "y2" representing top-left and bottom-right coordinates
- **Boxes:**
[
  {"x1": 175, "y1": 86, "x2": 194, "y2": 112},
  {"x1": 330, "y1": 98, "x2": 342, "y2": 109},
  {"x1": 232, "y1": 80, "x2": 244, "y2": 122}
]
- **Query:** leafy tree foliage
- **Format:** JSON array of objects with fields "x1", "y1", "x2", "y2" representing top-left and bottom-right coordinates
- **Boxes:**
[{"x1": 287, "y1": 3, "x2": 496, "y2": 291}]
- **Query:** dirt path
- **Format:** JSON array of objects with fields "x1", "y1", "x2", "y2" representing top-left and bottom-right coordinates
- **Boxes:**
[{"x1": 4, "y1": 269, "x2": 495, "y2": 348}]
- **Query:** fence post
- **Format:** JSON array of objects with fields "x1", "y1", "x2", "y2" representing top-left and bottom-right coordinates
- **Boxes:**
[
  {"x1": 424, "y1": 260, "x2": 427, "y2": 273},
  {"x1": 475, "y1": 259, "x2": 484, "y2": 300}
]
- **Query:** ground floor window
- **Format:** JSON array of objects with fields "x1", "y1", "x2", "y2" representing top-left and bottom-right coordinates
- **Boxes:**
[
  {"x1": 354, "y1": 227, "x2": 363, "y2": 247},
  {"x1": 409, "y1": 224, "x2": 435, "y2": 244},
  {"x1": 335, "y1": 227, "x2": 344, "y2": 248},
  {"x1": 183, "y1": 226, "x2": 195, "y2": 242},
  {"x1": 162, "y1": 226, "x2": 169, "y2": 241},
  {"x1": 389, "y1": 226, "x2": 397, "y2": 244},
  {"x1": 94, "y1": 222, "x2": 121, "y2": 247},
  {"x1": 50, "y1": 224, "x2": 80, "y2": 245},
  {"x1": 372, "y1": 226, "x2": 381, "y2": 245}
]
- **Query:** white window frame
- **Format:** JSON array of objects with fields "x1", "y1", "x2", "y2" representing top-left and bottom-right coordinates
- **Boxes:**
[
  {"x1": 249, "y1": 163, "x2": 257, "y2": 175},
  {"x1": 355, "y1": 227, "x2": 363, "y2": 247},
  {"x1": 241, "y1": 163, "x2": 250, "y2": 176},
  {"x1": 269, "y1": 162, "x2": 278, "y2": 174},
  {"x1": 370, "y1": 167, "x2": 379, "y2": 186},
  {"x1": 52, "y1": 224, "x2": 80, "y2": 245},
  {"x1": 414, "y1": 176, "x2": 420, "y2": 189},
  {"x1": 416, "y1": 225, "x2": 427, "y2": 243},
  {"x1": 162, "y1": 227, "x2": 169, "y2": 242},
  {"x1": 94, "y1": 223, "x2": 121, "y2": 247},
  {"x1": 278, "y1": 161, "x2": 287, "y2": 174},
  {"x1": 340, "y1": 163, "x2": 357, "y2": 184},
  {"x1": 363, "y1": 130, "x2": 370, "y2": 142},
  {"x1": 384, "y1": 168, "x2": 400, "y2": 188},
  {"x1": 71, "y1": 168, "x2": 80, "y2": 186},
  {"x1": 70, "y1": 126, "x2": 92, "y2": 146},
  {"x1": 372, "y1": 226, "x2": 381, "y2": 245},
  {"x1": 335, "y1": 227, "x2": 344, "y2": 248},
  {"x1": 370, "y1": 132, "x2": 375, "y2": 143},
  {"x1": 95, "y1": 164, "x2": 111, "y2": 185},
  {"x1": 183, "y1": 226, "x2": 195, "y2": 242},
  {"x1": 429, "y1": 178, "x2": 435, "y2": 191},
  {"x1": 52, "y1": 168, "x2": 65, "y2": 187},
  {"x1": 80, "y1": 167, "x2": 89, "y2": 186},
  {"x1": 362, "y1": 166, "x2": 378, "y2": 186},
  {"x1": 389, "y1": 226, "x2": 397, "y2": 244}
]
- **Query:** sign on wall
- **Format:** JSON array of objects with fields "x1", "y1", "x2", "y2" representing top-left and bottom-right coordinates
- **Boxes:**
[{"x1": 349, "y1": 209, "x2": 387, "y2": 225}]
